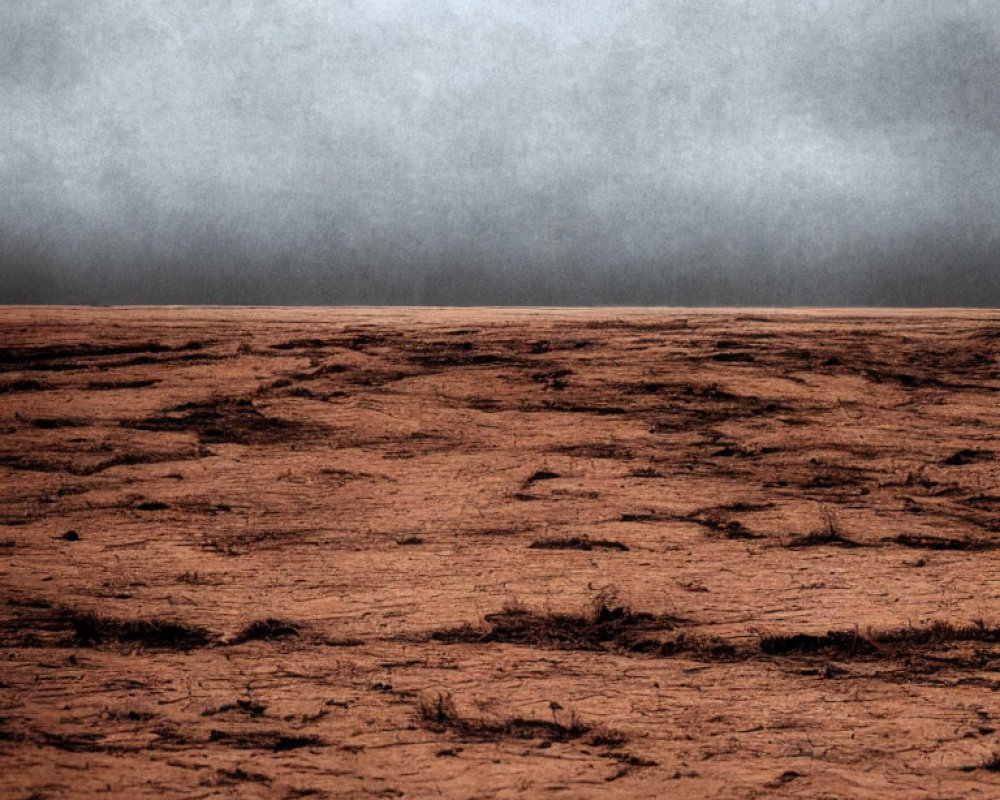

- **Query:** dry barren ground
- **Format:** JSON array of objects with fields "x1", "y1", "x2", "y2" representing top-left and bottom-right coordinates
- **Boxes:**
[{"x1": 2, "y1": 306, "x2": 1000, "y2": 799}]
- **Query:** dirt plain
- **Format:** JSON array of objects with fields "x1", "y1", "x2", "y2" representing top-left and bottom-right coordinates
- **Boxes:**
[{"x1": 1, "y1": 306, "x2": 1000, "y2": 799}]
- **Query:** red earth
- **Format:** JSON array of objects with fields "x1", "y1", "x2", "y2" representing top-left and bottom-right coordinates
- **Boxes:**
[{"x1": 2, "y1": 306, "x2": 1000, "y2": 799}]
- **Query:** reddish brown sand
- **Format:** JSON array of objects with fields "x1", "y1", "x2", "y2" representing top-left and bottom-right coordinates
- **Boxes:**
[{"x1": 2, "y1": 306, "x2": 1000, "y2": 799}]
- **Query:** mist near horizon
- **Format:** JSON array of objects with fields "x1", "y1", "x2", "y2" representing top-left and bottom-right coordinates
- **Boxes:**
[{"x1": 2, "y1": 1, "x2": 999, "y2": 306}]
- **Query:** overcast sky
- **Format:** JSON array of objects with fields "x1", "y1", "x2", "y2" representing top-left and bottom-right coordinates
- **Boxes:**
[{"x1": 2, "y1": 0, "x2": 999, "y2": 305}]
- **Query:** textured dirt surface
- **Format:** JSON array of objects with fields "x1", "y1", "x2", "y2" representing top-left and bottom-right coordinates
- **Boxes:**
[{"x1": 2, "y1": 306, "x2": 1000, "y2": 799}]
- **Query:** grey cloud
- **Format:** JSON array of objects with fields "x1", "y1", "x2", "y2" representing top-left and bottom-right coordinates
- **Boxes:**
[{"x1": 1, "y1": 1, "x2": 999, "y2": 304}]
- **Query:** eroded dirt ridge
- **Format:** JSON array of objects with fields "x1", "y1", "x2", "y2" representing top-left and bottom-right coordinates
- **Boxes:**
[{"x1": 1, "y1": 307, "x2": 1000, "y2": 798}]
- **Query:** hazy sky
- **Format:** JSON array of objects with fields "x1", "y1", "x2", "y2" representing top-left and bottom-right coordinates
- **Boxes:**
[{"x1": 2, "y1": 0, "x2": 999, "y2": 305}]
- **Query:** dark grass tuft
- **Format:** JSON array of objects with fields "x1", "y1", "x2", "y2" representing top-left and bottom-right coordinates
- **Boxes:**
[
  {"x1": 619, "y1": 511, "x2": 667, "y2": 523},
  {"x1": 202, "y1": 698, "x2": 268, "y2": 717},
  {"x1": 760, "y1": 620, "x2": 1000, "y2": 658},
  {"x1": 529, "y1": 536, "x2": 629, "y2": 552},
  {"x1": 685, "y1": 513, "x2": 760, "y2": 539},
  {"x1": 64, "y1": 611, "x2": 216, "y2": 649},
  {"x1": 759, "y1": 629, "x2": 875, "y2": 657},
  {"x1": 86, "y1": 378, "x2": 159, "y2": 391},
  {"x1": 943, "y1": 448, "x2": 991, "y2": 466},
  {"x1": 269, "y1": 337, "x2": 333, "y2": 350},
  {"x1": 127, "y1": 397, "x2": 313, "y2": 445},
  {"x1": 625, "y1": 632, "x2": 740, "y2": 660},
  {"x1": 230, "y1": 618, "x2": 300, "y2": 644},
  {"x1": 786, "y1": 510, "x2": 861, "y2": 548},
  {"x1": 981, "y1": 751, "x2": 1000, "y2": 772},
  {"x1": 30, "y1": 417, "x2": 87, "y2": 429},
  {"x1": 208, "y1": 729, "x2": 323, "y2": 751},
  {"x1": 0, "y1": 378, "x2": 44, "y2": 393},
  {"x1": 215, "y1": 766, "x2": 272, "y2": 784},
  {"x1": 888, "y1": 533, "x2": 997, "y2": 551},
  {"x1": 785, "y1": 529, "x2": 863, "y2": 548},
  {"x1": 873, "y1": 619, "x2": 1000, "y2": 647},
  {"x1": 711, "y1": 351, "x2": 756, "y2": 363},
  {"x1": 525, "y1": 470, "x2": 560, "y2": 484},
  {"x1": 416, "y1": 692, "x2": 615, "y2": 744},
  {"x1": 431, "y1": 598, "x2": 684, "y2": 653}
]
